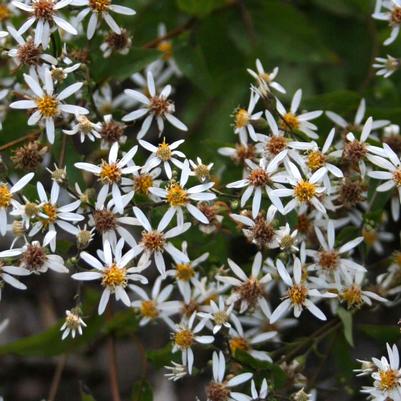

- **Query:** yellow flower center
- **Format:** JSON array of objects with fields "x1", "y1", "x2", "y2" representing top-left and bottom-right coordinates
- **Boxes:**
[
  {"x1": 156, "y1": 141, "x2": 172, "y2": 161},
  {"x1": 176, "y1": 263, "x2": 195, "y2": 281},
  {"x1": 101, "y1": 263, "x2": 127, "y2": 289},
  {"x1": 0, "y1": 5, "x2": 11, "y2": 21},
  {"x1": 100, "y1": 162, "x2": 121, "y2": 184},
  {"x1": 65, "y1": 312, "x2": 81, "y2": 329},
  {"x1": 36, "y1": 95, "x2": 59, "y2": 118},
  {"x1": 229, "y1": 336, "x2": 249, "y2": 353},
  {"x1": 134, "y1": 174, "x2": 154, "y2": 194},
  {"x1": 157, "y1": 41, "x2": 173, "y2": 61},
  {"x1": 42, "y1": 202, "x2": 58, "y2": 224},
  {"x1": 174, "y1": 329, "x2": 193, "y2": 348},
  {"x1": 0, "y1": 184, "x2": 12, "y2": 208},
  {"x1": 280, "y1": 234, "x2": 296, "y2": 250},
  {"x1": 362, "y1": 228, "x2": 377, "y2": 246},
  {"x1": 294, "y1": 180, "x2": 317, "y2": 202},
  {"x1": 307, "y1": 151, "x2": 326, "y2": 171},
  {"x1": 140, "y1": 300, "x2": 159, "y2": 319},
  {"x1": 391, "y1": 7, "x2": 401, "y2": 24},
  {"x1": 280, "y1": 113, "x2": 300, "y2": 130},
  {"x1": 235, "y1": 108, "x2": 249, "y2": 129},
  {"x1": 78, "y1": 116, "x2": 94, "y2": 134},
  {"x1": 393, "y1": 169, "x2": 401, "y2": 187},
  {"x1": 259, "y1": 72, "x2": 270, "y2": 82},
  {"x1": 89, "y1": 0, "x2": 111, "y2": 12},
  {"x1": 214, "y1": 311, "x2": 228, "y2": 326},
  {"x1": 341, "y1": 285, "x2": 363, "y2": 308},
  {"x1": 379, "y1": 369, "x2": 399, "y2": 391},
  {"x1": 288, "y1": 284, "x2": 308, "y2": 305},
  {"x1": 166, "y1": 183, "x2": 188, "y2": 207}
]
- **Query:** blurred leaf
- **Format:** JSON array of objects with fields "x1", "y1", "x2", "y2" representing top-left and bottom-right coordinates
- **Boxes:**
[
  {"x1": 92, "y1": 48, "x2": 161, "y2": 82},
  {"x1": 358, "y1": 324, "x2": 400, "y2": 342},
  {"x1": 131, "y1": 380, "x2": 153, "y2": 401},
  {"x1": 80, "y1": 387, "x2": 97, "y2": 401},
  {"x1": 147, "y1": 344, "x2": 174, "y2": 368},
  {"x1": 176, "y1": 0, "x2": 225, "y2": 16},
  {"x1": 337, "y1": 307, "x2": 354, "y2": 346}
]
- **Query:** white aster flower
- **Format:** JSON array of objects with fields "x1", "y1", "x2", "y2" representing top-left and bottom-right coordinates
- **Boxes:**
[
  {"x1": 63, "y1": 115, "x2": 102, "y2": 142},
  {"x1": 251, "y1": 379, "x2": 269, "y2": 400},
  {"x1": 373, "y1": 0, "x2": 401, "y2": 45},
  {"x1": 373, "y1": 55, "x2": 400, "y2": 78},
  {"x1": 130, "y1": 276, "x2": 180, "y2": 328},
  {"x1": 197, "y1": 296, "x2": 234, "y2": 334},
  {"x1": 227, "y1": 152, "x2": 288, "y2": 218},
  {"x1": 60, "y1": 309, "x2": 87, "y2": 340},
  {"x1": 139, "y1": 138, "x2": 186, "y2": 179},
  {"x1": 72, "y1": 238, "x2": 148, "y2": 314},
  {"x1": 0, "y1": 172, "x2": 34, "y2": 235},
  {"x1": 189, "y1": 157, "x2": 214, "y2": 182},
  {"x1": 75, "y1": 0, "x2": 136, "y2": 40},
  {"x1": 247, "y1": 58, "x2": 286, "y2": 94},
  {"x1": 75, "y1": 141, "x2": 139, "y2": 213},
  {"x1": 276, "y1": 89, "x2": 322, "y2": 139},
  {"x1": 171, "y1": 312, "x2": 214, "y2": 374},
  {"x1": 217, "y1": 252, "x2": 271, "y2": 314},
  {"x1": 122, "y1": 71, "x2": 188, "y2": 138},
  {"x1": 10, "y1": 68, "x2": 88, "y2": 144},
  {"x1": 360, "y1": 343, "x2": 401, "y2": 401},
  {"x1": 0, "y1": 250, "x2": 30, "y2": 299},
  {"x1": 12, "y1": 0, "x2": 78, "y2": 49},
  {"x1": 270, "y1": 161, "x2": 327, "y2": 215},
  {"x1": 270, "y1": 258, "x2": 336, "y2": 323},
  {"x1": 29, "y1": 181, "x2": 83, "y2": 251},
  {"x1": 206, "y1": 351, "x2": 253, "y2": 401},
  {"x1": 132, "y1": 206, "x2": 191, "y2": 277},
  {"x1": 149, "y1": 160, "x2": 216, "y2": 225}
]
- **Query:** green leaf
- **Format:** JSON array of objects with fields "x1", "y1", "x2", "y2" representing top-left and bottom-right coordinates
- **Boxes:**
[
  {"x1": 176, "y1": 0, "x2": 225, "y2": 16},
  {"x1": 337, "y1": 307, "x2": 354, "y2": 346},
  {"x1": 358, "y1": 324, "x2": 401, "y2": 343},
  {"x1": 131, "y1": 380, "x2": 153, "y2": 401},
  {"x1": 147, "y1": 344, "x2": 174, "y2": 369},
  {"x1": 91, "y1": 48, "x2": 161, "y2": 83}
]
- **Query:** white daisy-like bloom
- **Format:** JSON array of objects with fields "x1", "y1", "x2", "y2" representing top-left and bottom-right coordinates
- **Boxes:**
[
  {"x1": 206, "y1": 351, "x2": 253, "y2": 401},
  {"x1": 197, "y1": 296, "x2": 234, "y2": 335},
  {"x1": 270, "y1": 258, "x2": 336, "y2": 323},
  {"x1": 0, "y1": 172, "x2": 34, "y2": 235},
  {"x1": 367, "y1": 143, "x2": 401, "y2": 206},
  {"x1": 326, "y1": 98, "x2": 389, "y2": 133},
  {"x1": 373, "y1": 55, "x2": 400, "y2": 78},
  {"x1": 74, "y1": 0, "x2": 136, "y2": 40},
  {"x1": 247, "y1": 58, "x2": 286, "y2": 94},
  {"x1": 360, "y1": 343, "x2": 401, "y2": 401},
  {"x1": 228, "y1": 314, "x2": 276, "y2": 361},
  {"x1": 338, "y1": 270, "x2": 387, "y2": 309},
  {"x1": 226, "y1": 152, "x2": 288, "y2": 218},
  {"x1": 9, "y1": 69, "x2": 88, "y2": 144},
  {"x1": 132, "y1": 206, "x2": 191, "y2": 277},
  {"x1": 139, "y1": 138, "x2": 185, "y2": 180},
  {"x1": 72, "y1": 238, "x2": 148, "y2": 315},
  {"x1": 275, "y1": 223, "x2": 299, "y2": 252},
  {"x1": 189, "y1": 157, "x2": 214, "y2": 182},
  {"x1": 171, "y1": 312, "x2": 214, "y2": 375},
  {"x1": 233, "y1": 90, "x2": 262, "y2": 142},
  {"x1": 60, "y1": 309, "x2": 87, "y2": 340},
  {"x1": 75, "y1": 141, "x2": 139, "y2": 213},
  {"x1": 63, "y1": 115, "x2": 102, "y2": 142},
  {"x1": 89, "y1": 190, "x2": 139, "y2": 248},
  {"x1": 0, "y1": 88, "x2": 9, "y2": 130},
  {"x1": 217, "y1": 252, "x2": 271, "y2": 314},
  {"x1": 149, "y1": 160, "x2": 216, "y2": 225},
  {"x1": 373, "y1": 0, "x2": 401, "y2": 46},
  {"x1": 276, "y1": 89, "x2": 322, "y2": 140},
  {"x1": 0, "y1": 249, "x2": 30, "y2": 299},
  {"x1": 122, "y1": 71, "x2": 188, "y2": 138},
  {"x1": 6, "y1": 24, "x2": 57, "y2": 70},
  {"x1": 29, "y1": 181, "x2": 84, "y2": 251},
  {"x1": 4, "y1": 232, "x2": 69, "y2": 274},
  {"x1": 165, "y1": 241, "x2": 209, "y2": 304},
  {"x1": 306, "y1": 220, "x2": 365, "y2": 283},
  {"x1": 9, "y1": 195, "x2": 42, "y2": 230},
  {"x1": 270, "y1": 161, "x2": 327, "y2": 215},
  {"x1": 251, "y1": 379, "x2": 269, "y2": 400},
  {"x1": 12, "y1": 0, "x2": 78, "y2": 49},
  {"x1": 164, "y1": 361, "x2": 188, "y2": 382},
  {"x1": 130, "y1": 276, "x2": 180, "y2": 328},
  {"x1": 230, "y1": 205, "x2": 279, "y2": 249}
]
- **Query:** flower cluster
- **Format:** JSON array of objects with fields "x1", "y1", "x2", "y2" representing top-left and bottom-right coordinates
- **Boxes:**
[{"x1": 0, "y1": 2, "x2": 399, "y2": 401}]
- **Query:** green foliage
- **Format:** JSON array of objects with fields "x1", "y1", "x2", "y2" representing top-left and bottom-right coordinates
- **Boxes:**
[
  {"x1": 131, "y1": 380, "x2": 153, "y2": 401},
  {"x1": 337, "y1": 307, "x2": 354, "y2": 346}
]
